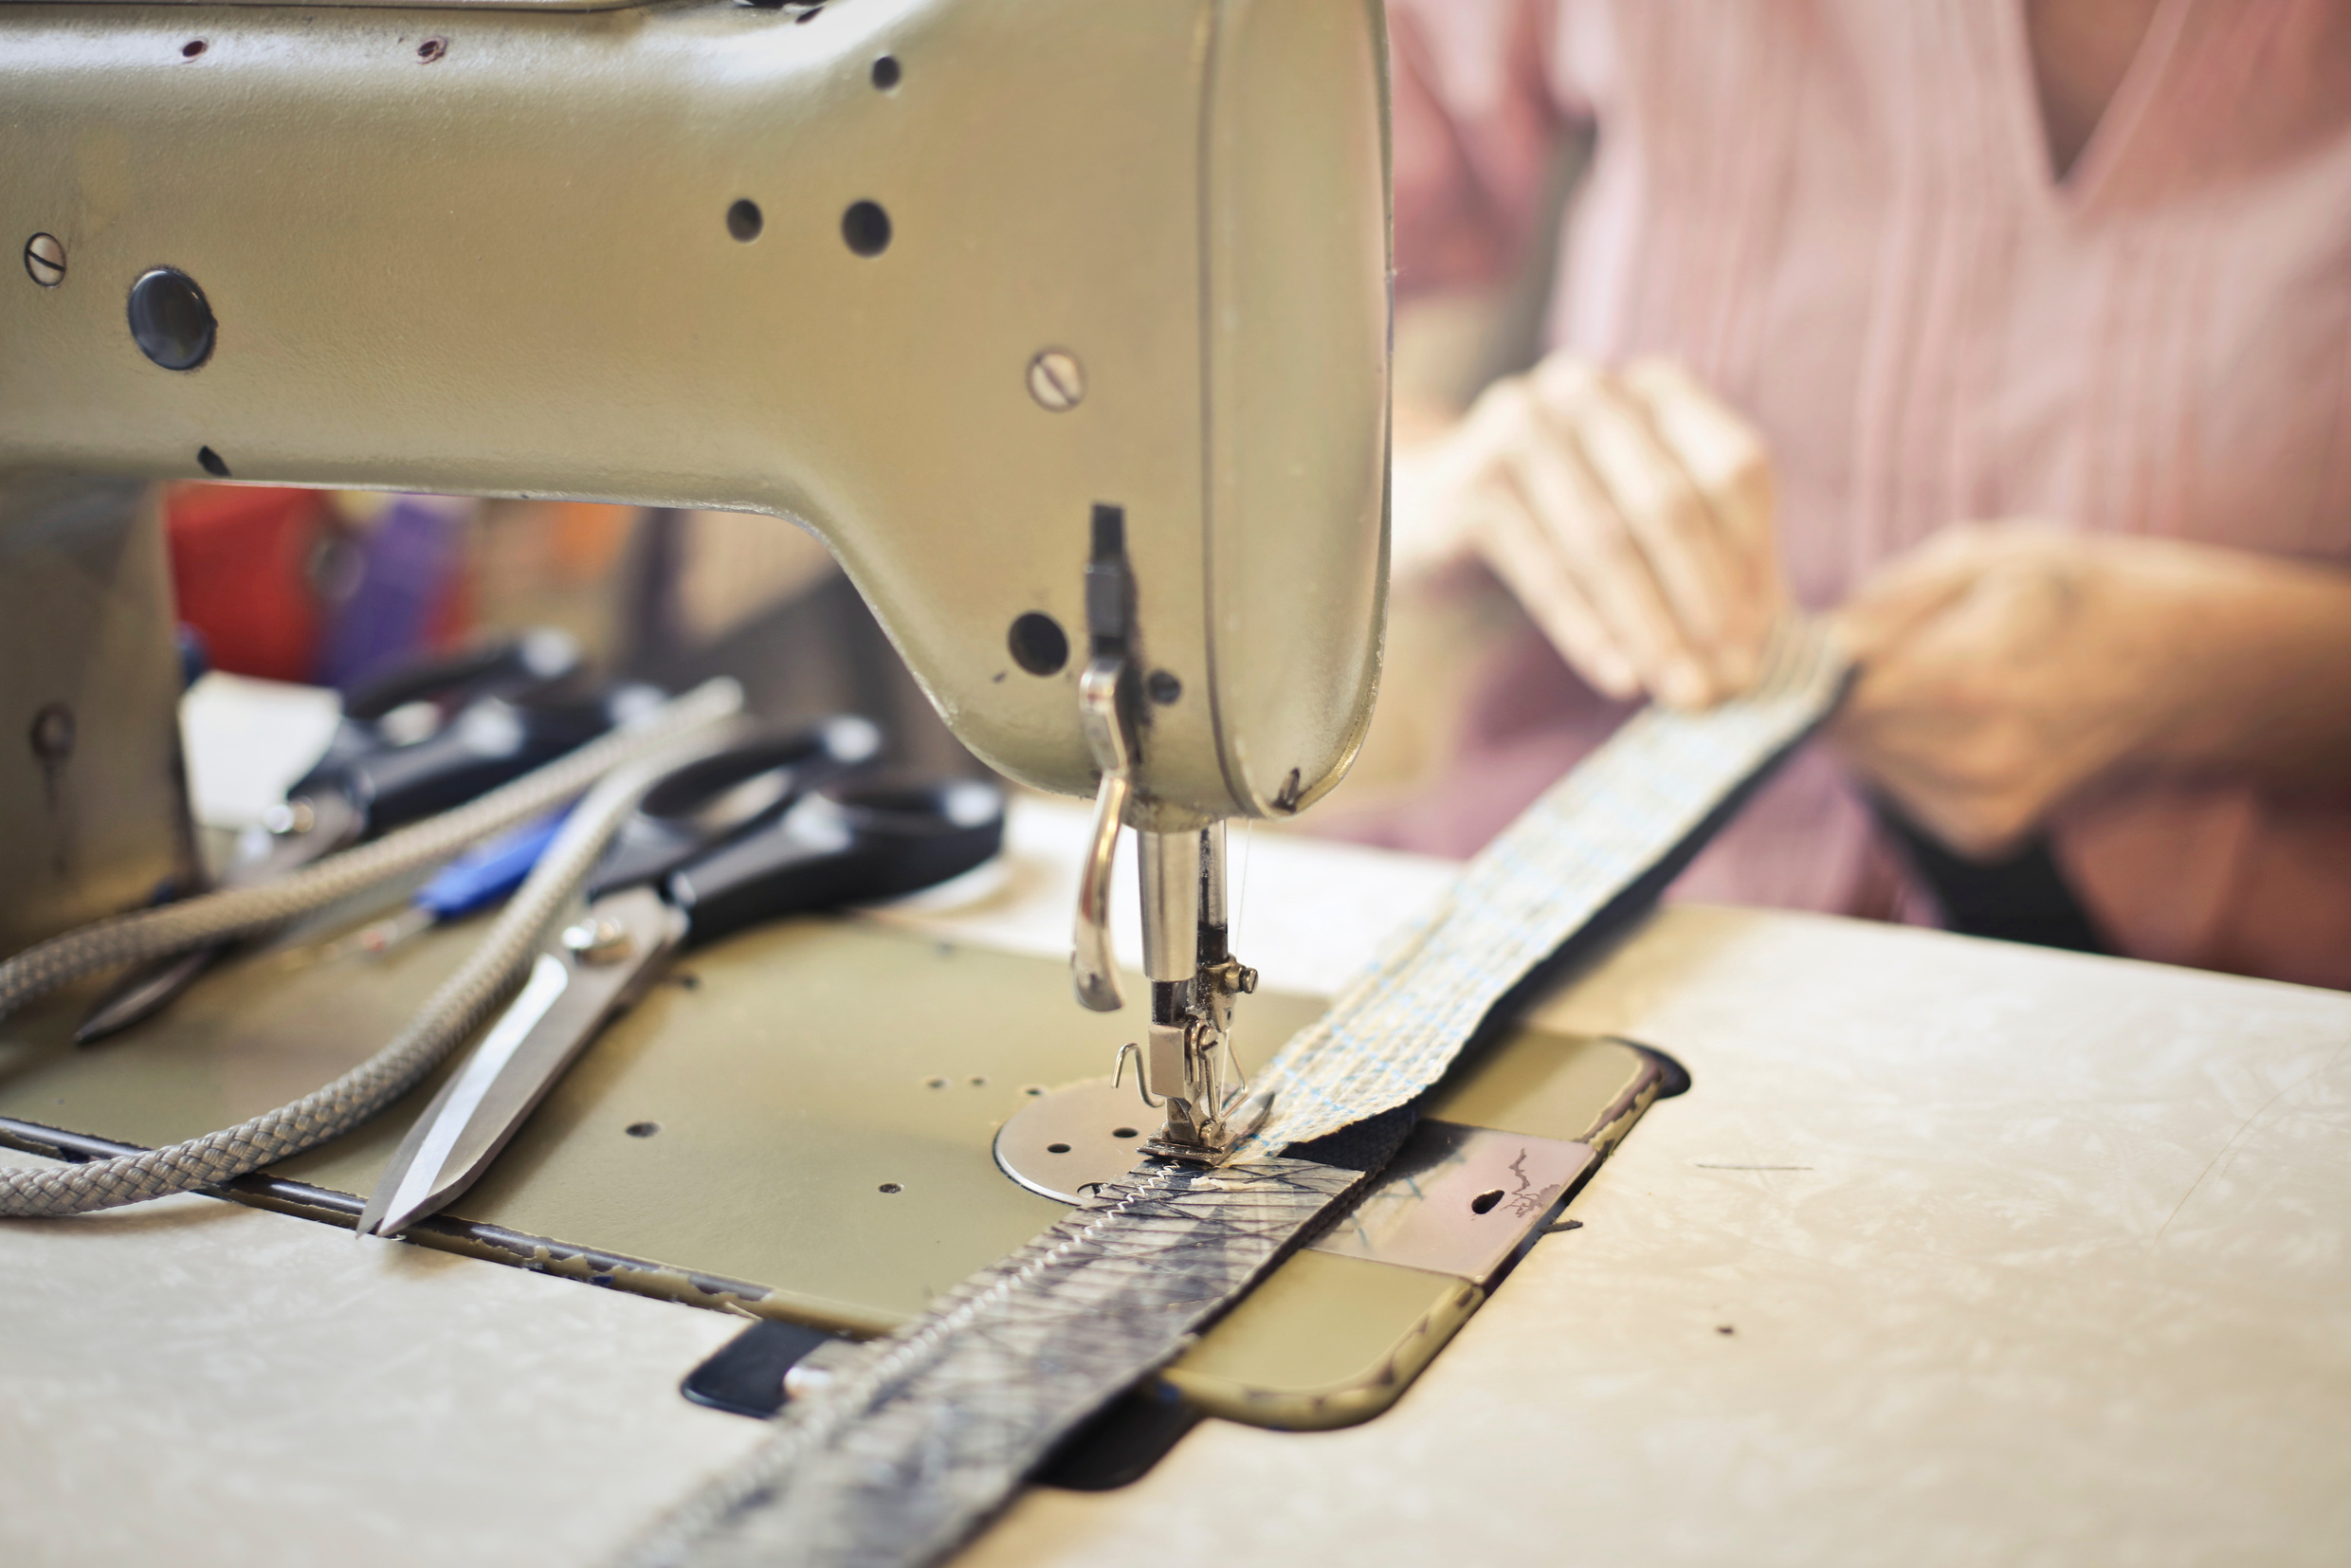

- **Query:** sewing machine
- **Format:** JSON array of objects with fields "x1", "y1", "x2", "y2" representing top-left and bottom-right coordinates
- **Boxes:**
[
  {"x1": 10, "y1": 0, "x2": 1629, "y2": 1451},
  {"x1": 0, "y1": 0, "x2": 1390, "y2": 1159},
  {"x1": 10, "y1": 5, "x2": 2351, "y2": 1564}
]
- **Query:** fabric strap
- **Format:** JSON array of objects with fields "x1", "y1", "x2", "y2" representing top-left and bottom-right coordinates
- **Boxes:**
[
  {"x1": 620, "y1": 621, "x2": 1853, "y2": 1568},
  {"x1": 1241, "y1": 621, "x2": 1851, "y2": 1157}
]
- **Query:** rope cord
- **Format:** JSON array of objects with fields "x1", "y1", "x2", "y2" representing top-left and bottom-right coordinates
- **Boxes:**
[
  {"x1": 0, "y1": 680, "x2": 743, "y2": 1218},
  {"x1": 0, "y1": 679, "x2": 741, "y2": 1027}
]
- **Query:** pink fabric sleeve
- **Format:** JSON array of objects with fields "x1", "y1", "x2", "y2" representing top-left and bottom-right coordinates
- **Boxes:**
[{"x1": 1389, "y1": 0, "x2": 1579, "y2": 297}]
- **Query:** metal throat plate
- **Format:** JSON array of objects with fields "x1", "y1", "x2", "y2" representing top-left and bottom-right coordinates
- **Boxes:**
[
  {"x1": 997, "y1": 1093, "x2": 1596, "y2": 1288},
  {"x1": 993, "y1": 1078, "x2": 1154, "y2": 1203},
  {"x1": 1306, "y1": 1121, "x2": 1595, "y2": 1285}
]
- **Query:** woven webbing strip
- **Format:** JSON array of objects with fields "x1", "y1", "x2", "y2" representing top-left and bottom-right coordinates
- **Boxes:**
[
  {"x1": 1242, "y1": 619, "x2": 1850, "y2": 1157},
  {"x1": 622, "y1": 1158, "x2": 1358, "y2": 1568},
  {"x1": 0, "y1": 684, "x2": 745, "y2": 1216}
]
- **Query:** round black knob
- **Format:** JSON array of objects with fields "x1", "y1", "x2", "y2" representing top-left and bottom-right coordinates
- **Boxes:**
[{"x1": 127, "y1": 267, "x2": 215, "y2": 371}]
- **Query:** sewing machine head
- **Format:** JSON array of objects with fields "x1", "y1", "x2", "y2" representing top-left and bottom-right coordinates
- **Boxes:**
[
  {"x1": 0, "y1": 0, "x2": 1393, "y2": 1155},
  {"x1": 1, "y1": 0, "x2": 1390, "y2": 822}
]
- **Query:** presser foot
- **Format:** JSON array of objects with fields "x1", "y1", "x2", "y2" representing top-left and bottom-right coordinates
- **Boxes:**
[
  {"x1": 1114, "y1": 1008, "x2": 1263, "y2": 1165},
  {"x1": 1138, "y1": 1085, "x2": 1271, "y2": 1166}
]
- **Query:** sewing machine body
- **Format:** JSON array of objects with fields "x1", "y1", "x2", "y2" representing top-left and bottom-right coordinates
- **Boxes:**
[
  {"x1": 0, "y1": 0, "x2": 1391, "y2": 832},
  {"x1": 0, "y1": 481, "x2": 196, "y2": 957}
]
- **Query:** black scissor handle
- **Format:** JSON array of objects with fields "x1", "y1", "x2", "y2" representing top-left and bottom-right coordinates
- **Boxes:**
[
  {"x1": 585, "y1": 717, "x2": 884, "y2": 899},
  {"x1": 666, "y1": 775, "x2": 1007, "y2": 946},
  {"x1": 338, "y1": 678, "x2": 667, "y2": 832},
  {"x1": 301, "y1": 629, "x2": 586, "y2": 785},
  {"x1": 340, "y1": 628, "x2": 582, "y2": 722}
]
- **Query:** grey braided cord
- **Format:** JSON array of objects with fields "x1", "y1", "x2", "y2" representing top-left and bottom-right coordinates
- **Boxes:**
[
  {"x1": 0, "y1": 679, "x2": 743, "y2": 1029},
  {"x1": 0, "y1": 684, "x2": 743, "y2": 1218},
  {"x1": 621, "y1": 1158, "x2": 1359, "y2": 1568},
  {"x1": 617, "y1": 620, "x2": 1854, "y2": 1568}
]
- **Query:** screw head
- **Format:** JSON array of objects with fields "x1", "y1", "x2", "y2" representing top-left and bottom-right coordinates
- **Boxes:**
[
  {"x1": 27, "y1": 702, "x2": 74, "y2": 765},
  {"x1": 261, "y1": 798, "x2": 318, "y2": 837},
  {"x1": 23, "y1": 233, "x2": 64, "y2": 287},
  {"x1": 562, "y1": 917, "x2": 636, "y2": 965},
  {"x1": 1026, "y1": 349, "x2": 1084, "y2": 411}
]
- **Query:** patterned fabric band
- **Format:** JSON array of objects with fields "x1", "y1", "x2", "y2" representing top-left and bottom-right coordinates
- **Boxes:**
[
  {"x1": 1242, "y1": 620, "x2": 1853, "y2": 1158},
  {"x1": 620, "y1": 620, "x2": 1853, "y2": 1568},
  {"x1": 620, "y1": 1159, "x2": 1361, "y2": 1568}
]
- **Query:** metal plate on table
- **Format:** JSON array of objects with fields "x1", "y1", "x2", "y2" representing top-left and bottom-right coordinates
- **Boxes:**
[
  {"x1": 0, "y1": 910, "x2": 1321, "y2": 1334},
  {"x1": 993, "y1": 1078, "x2": 1154, "y2": 1203},
  {"x1": 0, "y1": 910, "x2": 1668, "y2": 1428},
  {"x1": 1307, "y1": 1121, "x2": 1595, "y2": 1285}
]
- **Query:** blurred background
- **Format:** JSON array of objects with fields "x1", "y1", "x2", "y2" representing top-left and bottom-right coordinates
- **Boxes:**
[{"x1": 163, "y1": 485, "x2": 981, "y2": 781}]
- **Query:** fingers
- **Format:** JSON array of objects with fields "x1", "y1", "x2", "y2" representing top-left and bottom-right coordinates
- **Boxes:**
[
  {"x1": 1533, "y1": 359, "x2": 1751, "y2": 696},
  {"x1": 1458, "y1": 356, "x2": 1788, "y2": 706},
  {"x1": 1443, "y1": 354, "x2": 1793, "y2": 709},
  {"x1": 1619, "y1": 357, "x2": 1786, "y2": 652},
  {"x1": 1492, "y1": 379, "x2": 1715, "y2": 706},
  {"x1": 1463, "y1": 458, "x2": 1643, "y2": 700},
  {"x1": 1828, "y1": 528, "x2": 2100, "y2": 858},
  {"x1": 1855, "y1": 756, "x2": 2048, "y2": 860},
  {"x1": 1619, "y1": 359, "x2": 1776, "y2": 552},
  {"x1": 1838, "y1": 684, "x2": 2054, "y2": 858},
  {"x1": 1825, "y1": 525, "x2": 1996, "y2": 663}
]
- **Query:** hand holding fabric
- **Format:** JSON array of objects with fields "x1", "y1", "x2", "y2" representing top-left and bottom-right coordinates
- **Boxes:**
[{"x1": 1829, "y1": 525, "x2": 2351, "y2": 857}]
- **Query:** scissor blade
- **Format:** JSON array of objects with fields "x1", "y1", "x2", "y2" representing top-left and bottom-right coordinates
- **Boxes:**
[
  {"x1": 76, "y1": 788, "x2": 368, "y2": 1046},
  {"x1": 237, "y1": 786, "x2": 369, "y2": 884},
  {"x1": 358, "y1": 887, "x2": 683, "y2": 1237},
  {"x1": 75, "y1": 946, "x2": 229, "y2": 1044}
]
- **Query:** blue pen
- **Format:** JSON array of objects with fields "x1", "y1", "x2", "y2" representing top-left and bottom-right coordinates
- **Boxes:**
[{"x1": 326, "y1": 808, "x2": 573, "y2": 960}]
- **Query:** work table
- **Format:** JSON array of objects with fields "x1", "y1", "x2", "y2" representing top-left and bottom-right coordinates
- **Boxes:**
[{"x1": 4, "y1": 802, "x2": 2345, "y2": 1566}]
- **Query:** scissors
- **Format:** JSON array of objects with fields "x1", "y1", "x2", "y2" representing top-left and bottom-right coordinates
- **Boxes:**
[
  {"x1": 357, "y1": 728, "x2": 1005, "y2": 1237},
  {"x1": 303, "y1": 710, "x2": 892, "y2": 966},
  {"x1": 300, "y1": 808, "x2": 582, "y2": 967},
  {"x1": 79, "y1": 641, "x2": 657, "y2": 1045},
  {"x1": 306, "y1": 627, "x2": 584, "y2": 780}
]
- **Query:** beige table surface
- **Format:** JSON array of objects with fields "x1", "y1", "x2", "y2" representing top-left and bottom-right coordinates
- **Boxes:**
[{"x1": 5, "y1": 801, "x2": 2347, "y2": 1567}]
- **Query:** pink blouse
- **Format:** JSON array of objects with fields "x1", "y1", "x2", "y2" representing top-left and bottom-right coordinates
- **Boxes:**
[{"x1": 1376, "y1": 0, "x2": 2351, "y2": 988}]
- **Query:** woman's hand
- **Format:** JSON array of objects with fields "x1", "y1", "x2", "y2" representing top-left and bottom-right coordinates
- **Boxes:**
[
  {"x1": 1393, "y1": 352, "x2": 1789, "y2": 709},
  {"x1": 1829, "y1": 525, "x2": 2351, "y2": 857}
]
